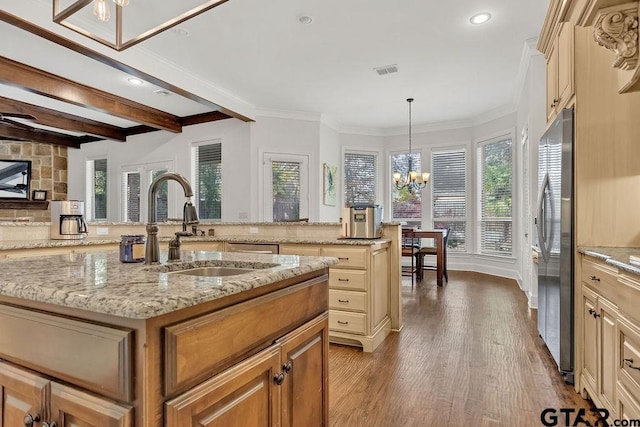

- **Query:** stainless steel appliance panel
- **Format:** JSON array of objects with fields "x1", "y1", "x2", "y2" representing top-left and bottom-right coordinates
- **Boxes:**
[
  {"x1": 536, "y1": 108, "x2": 574, "y2": 382},
  {"x1": 349, "y1": 205, "x2": 382, "y2": 239}
]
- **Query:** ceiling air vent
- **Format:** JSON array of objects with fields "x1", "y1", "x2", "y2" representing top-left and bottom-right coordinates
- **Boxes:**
[{"x1": 374, "y1": 64, "x2": 398, "y2": 75}]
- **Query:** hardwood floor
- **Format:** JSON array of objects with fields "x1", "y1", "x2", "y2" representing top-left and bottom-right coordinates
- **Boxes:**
[{"x1": 328, "y1": 271, "x2": 596, "y2": 427}]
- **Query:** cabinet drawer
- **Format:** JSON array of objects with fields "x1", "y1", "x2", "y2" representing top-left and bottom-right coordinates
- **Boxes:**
[
  {"x1": 619, "y1": 315, "x2": 640, "y2": 397},
  {"x1": 0, "y1": 304, "x2": 133, "y2": 402},
  {"x1": 279, "y1": 245, "x2": 321, "y2": 256},
  {"x1": 321, "y1": 247, "x2": 367, "y2": 269},
  {"x1": 329, "y1": 269, "x2": 366, "y2": 291},
  {"x1": 582, "y1": 256, "x2": 618, "y2": 301},
  {"x1": 329, "y1": 310, "x2": 366, "y2": 335},
  {"x1": 618, "y1": 382, "x2": 640, "y2": 422},
  {"x1": 329, "y1": 290, "x2": 366, "y2": 312},
  {"x1": 164, "y1": 276, "x2": 328, "y2": 394},
  {"x1": 618, "y1": 273, "x2": 640, "y2": 324}
]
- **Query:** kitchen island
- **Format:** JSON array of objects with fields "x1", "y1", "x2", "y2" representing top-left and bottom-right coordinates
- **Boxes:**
[{"x1": 0, "y1": 250, "x2": 336, "y2": 427}]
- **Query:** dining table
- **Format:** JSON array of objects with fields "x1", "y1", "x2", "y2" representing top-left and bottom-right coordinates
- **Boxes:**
[{"x1": 403, "y1": 228, "x2": 448, "y2": 286}]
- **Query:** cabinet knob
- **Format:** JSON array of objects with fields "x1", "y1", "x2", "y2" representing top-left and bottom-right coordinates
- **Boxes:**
[
  {"x1": 624, "y1": 358, "x2": 640, "y2": 370},
  {"x1": 274, "y1": 372, "x2": 285, "y2": 385},
  {"x1": 588, "y1": 308, "x2": 596, "y2": 316},
  {"x1": 590, "y1": 275, "x2": 600, "y2": 282},
  {"x1": 593, "y1": 312, "x2": 601, "y2": 318},
  {"x1": 24, "y1": 414, "x2": 41, "y2": 427},
  {"x1": 283, "y1": 361, "x2": 292, "y2": 374}
]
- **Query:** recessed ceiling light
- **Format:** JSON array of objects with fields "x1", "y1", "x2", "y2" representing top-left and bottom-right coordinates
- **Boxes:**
[
  {"x1": 298, "y1": 15, "x2": 313, "y2": 25},
  {"x1": 469, "y1": 12, "x2": 492, "y2": 25},
  {"x1": 127, "y1": 77, "x2": 144, "y2": 85},
  {"x1": 171, "y1": 27, "x2": 191, "y2": 37}
]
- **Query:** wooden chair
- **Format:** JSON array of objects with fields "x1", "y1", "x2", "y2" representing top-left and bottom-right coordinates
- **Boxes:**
[
  {"x1": 401, "y1": 229, "x2": 421, "y2": 288},
  {"x1": 417, "y1": 227, "x2": 451, "y2": 283}
]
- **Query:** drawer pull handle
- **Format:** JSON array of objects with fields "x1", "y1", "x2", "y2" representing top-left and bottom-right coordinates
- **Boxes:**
[
  {"x1": 274, "y1": 372, "x2": 285, "y2": 385},
  {"x1": 338, "y1": 299, "x2": 350, "y2": 303},
  {"x1": 624, "y1": 358, "x2": 640, "y2": 370},
  {"x1": 338, "y1": 257, "x2": 349, "y2": 261},
  {"x1": 338, "y1": 278, "x2": 350, "y2": 282},
  {"x1": 591, "y1": 275, "x2": 600, "y2": 282},
  {"x1": 24, "y1": 414, "x2": 41, "y2": 427},
  {"x1": 337, "y1": 320, "x2": 349, "y2": 325}
]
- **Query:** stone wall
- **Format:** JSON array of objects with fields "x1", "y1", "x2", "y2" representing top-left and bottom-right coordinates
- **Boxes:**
[{"x1": 0, "y1": 141, "x2": 68, "y2": 222}]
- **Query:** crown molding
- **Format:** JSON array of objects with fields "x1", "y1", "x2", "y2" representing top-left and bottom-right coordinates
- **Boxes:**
[{"x1": 254, "y1": 108, "x2": 323, "y2": 122}]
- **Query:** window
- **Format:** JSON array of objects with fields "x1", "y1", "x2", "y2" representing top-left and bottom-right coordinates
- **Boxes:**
[
  {"x1": 191, "y1": 141, "x2": 222, "y2": 220},
  {"x1": 150, "y1": 169, "x2": 168, "y2": 222},
  {"x1": 432, "y1": 149, "x2": 467, "y2": 252},
  {"x1": 122, "y1": 171, "x2": 140, "y2": 222},
  {"x1": 86, "y1": 158, "x2": 107, "y2": 221},
  {"x1": 391, "y1": 152, "x2": 422, "y2": 228},
  {"x1": 264, "y1": 153, "x2": 309, "y2": 222},
  {"x1": 344, "y1": 151, "x2": 377, "y2": 205},
  {"x1": 478, "y1": 137, "x2": 513, "y2": 256}
]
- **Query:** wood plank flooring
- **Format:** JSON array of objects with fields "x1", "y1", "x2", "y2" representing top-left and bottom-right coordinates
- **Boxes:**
[{"x1": 328, "y1": 271, "x2": 597, "y2": 427}]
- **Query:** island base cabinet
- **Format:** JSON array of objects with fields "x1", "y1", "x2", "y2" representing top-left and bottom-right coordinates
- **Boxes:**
[
  {"x1": 166, "y1": 313, "x2": 329, "y2": 427},
  {"x1": 0, "y1": 361, "x2": 133, "y2": 427}
]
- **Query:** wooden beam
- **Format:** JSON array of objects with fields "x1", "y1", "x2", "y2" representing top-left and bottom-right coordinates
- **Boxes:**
[
  {"x1": 0, "y1": 96, "x2": 127, "y2": 142},
  {"x1": 180, "y1": 111, "x2": 232, "y2": 126},
  {"x1": 0, "y1": 125, "x2": 83, "y2": 148},
  {"x1": 0, "y1": 57, "x2": 183, "y2": 133},
  {"x1": 1, "y1": 11, "x2": 254, "y2": 123}
]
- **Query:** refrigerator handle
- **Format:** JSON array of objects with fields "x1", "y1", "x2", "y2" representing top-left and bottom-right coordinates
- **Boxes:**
[{"x1": 536, "y1": 173, "x2": 551, "y2": 263}]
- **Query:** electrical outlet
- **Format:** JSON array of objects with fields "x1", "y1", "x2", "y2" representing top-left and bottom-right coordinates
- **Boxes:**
[
  {"x1": 248, "y1": 227, "x2": 259, "y2": 234},
  {"x1": 96, "y1": 227, "x2": 109, "y2": 236}
]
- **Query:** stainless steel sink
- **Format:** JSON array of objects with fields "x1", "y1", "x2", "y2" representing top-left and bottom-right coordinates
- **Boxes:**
[{"x1": 171, "y1": 267, "x2": 256, "y2": 277}]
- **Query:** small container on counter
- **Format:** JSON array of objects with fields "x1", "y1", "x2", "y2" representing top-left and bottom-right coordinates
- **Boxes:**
[{"x1": 120, "y1": 235, "x2": 146, "y2": 263}]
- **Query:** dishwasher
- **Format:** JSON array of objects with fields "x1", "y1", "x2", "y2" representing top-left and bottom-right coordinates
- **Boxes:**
[{"x1": 226, "y1": 242, "x2": 279, "y2": 254}]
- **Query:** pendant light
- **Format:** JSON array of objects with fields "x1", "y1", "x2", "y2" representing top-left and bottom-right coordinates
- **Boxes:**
[
  {"x1": 93, "y1": 0, "x2": 111, "y2": 22},
  {"x1": 393, "y1": 98, "x2": 430, "y2": 193}
]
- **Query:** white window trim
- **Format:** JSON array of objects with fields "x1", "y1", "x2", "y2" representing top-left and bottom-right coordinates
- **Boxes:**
[
  {"x1": 475, "y1": 130, "x2": 516, "y2": 258},
  {"x1": 262, "y1": 152, "x2": 309, "y2": 222},
  {"x1": 85, "y1": 155, "x2": 108, "y2": 222},
  {"x1": 190, "y1": 139, "x2": 222, "y2": 221},
  {"x1": 119, "y1": 160, "x2": 176, "y2": 223},
  {"x1": 342, "y1": 147, "x2": 381, "y2": 208}
]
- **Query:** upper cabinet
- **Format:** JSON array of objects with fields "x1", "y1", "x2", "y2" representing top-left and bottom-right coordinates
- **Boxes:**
[{"x1": 546, "y1": 22, "x2": 575, "y2": 124}]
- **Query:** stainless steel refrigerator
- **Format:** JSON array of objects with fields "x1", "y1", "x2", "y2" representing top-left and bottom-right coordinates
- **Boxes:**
[{"x1": 536, "y1": 107, "x2": 574, "y2": 383}]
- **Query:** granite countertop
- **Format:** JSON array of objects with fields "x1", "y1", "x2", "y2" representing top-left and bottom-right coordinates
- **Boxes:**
[
  {"x1": 0, "y1": 250, "x2": 338, "y2": 319},
  {"x1": 0, "y1": 235, "x2": 390, "y2": 250},
  {"x1": 578, "y1": 246, "x2": 640, "y2": 275}
]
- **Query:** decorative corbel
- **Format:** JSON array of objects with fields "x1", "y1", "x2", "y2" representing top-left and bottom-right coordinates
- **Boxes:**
[{"x1": 593, "y1": 3, "x2": 639, "y2": 71}]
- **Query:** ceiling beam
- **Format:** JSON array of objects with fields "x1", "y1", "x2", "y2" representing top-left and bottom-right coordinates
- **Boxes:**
[
  {"x1": 0, "y1": 125, "x2": 84, "y2": 148},
  {"x1": 1, "y1": 11, "x2": 253, "y2": 123},
  {"x1": 180, "y1": 111, "x2": 232, "y2": 126},
  {"x1": 0, "y1": 96, "x2": 127, "y2": 142},
  {"x1": 0, "y1": 57, "x2": 183, "y2": 133}
]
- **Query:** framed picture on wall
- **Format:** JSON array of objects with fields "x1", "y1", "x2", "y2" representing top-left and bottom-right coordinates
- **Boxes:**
[
  {"x1": 323, "y1": 163, "x2": 337, "y2": 206},
  {"x1": 32, "y1": 190, "x2": 47, "y2": 201},
  {"x1": 0, "y1": 160, "x2": 31, "y2": 200}
]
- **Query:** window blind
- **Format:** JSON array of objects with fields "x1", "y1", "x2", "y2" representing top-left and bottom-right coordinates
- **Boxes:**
[
  {"x1": 344, "y1": 152, "x2": 376, "y2": 205},
  {"x1": 122, "y1": 172, "x2": 140, "y2": 222},
  {"x1": 272, "y1": 161, "x2": 300, "y2": 221},
  {"x1": 192, "y1": 142, "x2": 222, "y2": 220},
  {"x1": 391, "y1": 152, "x2": 422, "y2": 224},
  {"x1": 151, "y1": 169, "x2": 168, "y2": 222},
  {"x1": 432, "y1": 149, "x2": 466, "y2": 251},
  {"x1": 93, "y1": 159, "x2": 107, "y2": 220},
  {"x1": 480, "y1": 138, "x2": 513, "y2": 255}
]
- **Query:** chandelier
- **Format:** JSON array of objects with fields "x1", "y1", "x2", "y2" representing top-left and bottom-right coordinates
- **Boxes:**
[
  {"x1": 393, "y1": 98, "x2": 430, "y2": 193},
  {"x1": 53, "y1": 0, "x2": 230, "y2": 51}
]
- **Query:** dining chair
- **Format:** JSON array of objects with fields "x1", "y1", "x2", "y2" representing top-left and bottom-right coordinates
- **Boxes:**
[
  {"x1": 418, "y1": 227, "x2": 451, "y2": 283},
  {"x1": 401, "y1": 229, "x2": 421, "y2": 288}
]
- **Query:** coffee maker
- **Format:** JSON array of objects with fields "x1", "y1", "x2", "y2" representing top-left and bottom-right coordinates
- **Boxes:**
[{"x1": 50, "y1": 200, "x2": 88, "y2": 240}]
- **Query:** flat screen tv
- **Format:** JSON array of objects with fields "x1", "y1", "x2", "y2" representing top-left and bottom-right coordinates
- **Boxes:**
[{"x1": 0, "y1": 160, "x2": 31, "y2": 200}]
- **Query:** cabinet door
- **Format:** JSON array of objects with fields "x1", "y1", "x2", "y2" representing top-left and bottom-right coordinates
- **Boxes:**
[
  {"x1": 598, "y1": 297, "x2": 617, "y2": 414},
  {"x1": 0, "y1": 362, "x2": 48, "y2": 427},
  {"x1": 546, "y1": 42, "x2": 558, "y2": 123},
  {"x1": 49, "y1": 382, "x2": 132, "y2": 427},
  {"x1": 582, "y1": 286, "x2": 598, "y2": 392},
  {"x1": 556, "y1": 23, "x2": 574, "y2": 109},
  {"x1": 278, "y1": 314, "x2": 329, "y2": 427},
  {"x1": 165, "y1": 347, "x2": 282, "y2": 427}
]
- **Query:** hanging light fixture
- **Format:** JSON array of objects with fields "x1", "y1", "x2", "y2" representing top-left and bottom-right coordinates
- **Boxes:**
[
  {"x1": 393, "y1": 98, "x2": 430, "y2": 193},
  {"x1": 54, "y1": 0, "x2": 229, "y2": 51}
]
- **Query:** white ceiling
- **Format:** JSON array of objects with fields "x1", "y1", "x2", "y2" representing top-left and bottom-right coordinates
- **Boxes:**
[{"x1": 0, "y1": 0, "x2": 550, "y2": 133}]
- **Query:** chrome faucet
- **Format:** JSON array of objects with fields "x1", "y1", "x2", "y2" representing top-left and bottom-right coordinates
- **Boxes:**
[{"x1": 145, "y1": 172, "x2": 199, "y2": 264}]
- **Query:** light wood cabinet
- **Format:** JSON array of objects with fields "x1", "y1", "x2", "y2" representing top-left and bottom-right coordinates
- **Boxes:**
[
  {"x1": 546, "y1": 22, "x2": 574, "y2": 124},
  {"x1": 0, "y1": 361, "x2": 132, "y2": 427},
  {"x1": 279, "y1": 243, "x2": 391, "y2": 352}
]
